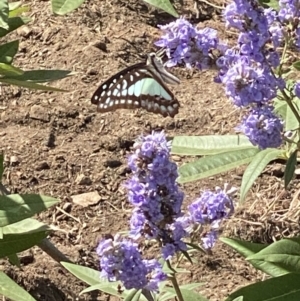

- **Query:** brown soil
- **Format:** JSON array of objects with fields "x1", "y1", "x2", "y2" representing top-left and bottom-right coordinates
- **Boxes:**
[{"x1": 1, "y1": 1, "x2": 300, "y2": 301}]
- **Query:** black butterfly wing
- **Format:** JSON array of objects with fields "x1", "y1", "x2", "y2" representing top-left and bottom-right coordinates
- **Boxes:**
[{"x1": 91, "y1": 62, "x2": 179, "y2": 118}]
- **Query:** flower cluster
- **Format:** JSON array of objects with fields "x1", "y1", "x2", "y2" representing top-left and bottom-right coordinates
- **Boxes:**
[
  {"x1": 96, "y1": 132, "x2": 236, "y2": 291},
  {"x1": 155, "y1": 17, "x2": 219, "y2": 69},
  {"x1": 96, "y1": 234, "x2": 166, "y2": 291},
  {"x1": 126, "y1": 131, "x2": 187, "y2": 260},
  {"x1": 217, "y1": 0, "x2": 285, "y2": 149},
  {"x1": 187, "y1": 185, "x2": 235, "y2": 249},
  {"x1": 238, "y1": 106, "x2": 284, "y2": 149}
]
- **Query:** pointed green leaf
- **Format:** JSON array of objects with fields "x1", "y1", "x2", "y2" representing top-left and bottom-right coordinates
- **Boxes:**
[
  {"x1": 142, "y1": 0, "x2": 178, "y2": 17},
  {"x1": 0, "y1": 40, "x2": 19, "y2": 63},
  {"x1": 0, "y1": 231, "x2": 49, "y2": 257},
  {"x1": 0, "y1": 271, "x2": 37, "y2": 301},
  {"x1": 226, "y1": 273, "x2": 300, "y2": 301},
  {"x1": 61, "y1": 262, "x2": 101, "y2": 286},
  {"x1": 178, "y1": 148, "x2": 260, "y2": 183},
  {"x1": 0, "y1": 0, "x2": 9, "y2": 30},
  {"x1": 186, "y1": 242, "x2": 206, "y2": 254},
  {"x1": 0, "y1": 77, "x2": 67, "y2": 91},
  {"x1": 247, "y1": 237, "x2": 300, "y2": 273},
  {"x1": 220, "y1": 237, "x2": 267, "y2": 258},
  {"x1": 3, "y1": 218, "x2": 50, "y2": 235},
  {"x1": 293, "y1": 60, "x2": 300, "y2": 71},
  {"x1": 124, "y1": 289, "x2": 142, "y2": 301},
  {"x1": 172, "y1": 135, "x2": 255, "y2": 156},
  {"x1": 0, "y1": 62, "x2": 23, "y2": 76},
  {"x1": 9, "y1": 5, "x2": 30, "y2": 17},
  {"x1": 284, "y1": 149, "x2": 297, "y2": 188},
  {"x1": 4, "y1": 69, "x2": 72, "y2": 83},
  {"x1": 220, "y1": 237, "x2": 287, "y2": 277},
  {"x1": 180, "y1": 288, "x2": 209, "y2": 301},
  {"x1": 7, "y1": 253, "x2": 20, "y2": 267},
  {"x1": 0, "y1": 16, "x2": 30, "y2": 37},
  {"x1": 232, "y1": 298, "x2": 244, "y2": 301},
  {"x1": 8, "y1": 2, "x2": 22, "y2": 11},
  {"x1": 0, "y1": 194, "x2": 59, "y2": 227},
  {"x1": 240, "y1": 148, "x2": 283, "y2": 202},
  {"x1": 51, "y1": 0, "x2": 85, "y2": 15},
  {"x1": 274, "y1": 97, "x2": 300, "y2": 131}
]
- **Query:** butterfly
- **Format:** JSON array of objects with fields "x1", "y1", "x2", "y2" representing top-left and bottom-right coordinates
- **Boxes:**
[{"x1": 91, "y1": 50, "x2": 180, "y2": 117}]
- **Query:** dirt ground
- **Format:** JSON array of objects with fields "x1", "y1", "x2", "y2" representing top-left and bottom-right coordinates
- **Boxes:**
[{"x1": 1, "y1": 0, "x2": 300, "y2": 300}]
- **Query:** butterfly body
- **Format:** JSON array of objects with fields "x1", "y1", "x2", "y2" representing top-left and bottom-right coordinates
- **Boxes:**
[{"x1": 91, "y1": 53, "x2": 180, "y2": 117}]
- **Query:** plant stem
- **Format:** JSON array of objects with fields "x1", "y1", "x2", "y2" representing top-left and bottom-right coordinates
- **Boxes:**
[{"x1": 166, "y1": 260, "x2": 184, "y2": 301}]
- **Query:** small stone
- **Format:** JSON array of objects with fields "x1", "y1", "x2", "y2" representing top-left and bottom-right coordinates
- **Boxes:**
[
  {"x1": 75, "y1": 174, "x2": 92, "y2": 185},
  {"x1": 10, "y1": 155, "x2": 19, "y2": 166},
  {"x1": 35, "y1": 161, "x2": 50, "y2": 171},
  {"x1": 29, "y1": 105, "x2": 50, "y2": 122},
  {"x1": 62, "y1": 202, "x2": 72, "y2": 212},
  {"x1": 17, "y1": 26, "x2": 32, "y2": 38},
  {"x1": 71, "y1": 191, "x2": 100, "y2": 207}
]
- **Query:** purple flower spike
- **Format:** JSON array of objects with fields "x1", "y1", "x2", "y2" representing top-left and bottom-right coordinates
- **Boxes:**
[
  {"x1": 96, "y1": 234, "x2": 166, "y2": 291},
  {"x1": 155, "y1": 17, "x2": 219, "y2": 69},
  {"x1": 126, "y1": 131, "x2": 187, "y2": 260},
  {"x1": 238, "y1": 106, "x2": 283, "y2": 149}
]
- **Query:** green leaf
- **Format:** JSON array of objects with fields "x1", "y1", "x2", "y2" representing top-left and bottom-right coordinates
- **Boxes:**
[
  {"x1": 7, "y1": 253, "x2": 20, "y2": 267},
  {"x1": 0, "y1": 231, "x2": 49, "y2": 257},
  {"x1": 226, "y1": 273, "x2": 300, "y2": 301},
  {"x1": 0, "y1": 62, "x2": 23, "y2": 76},
  {"x1": 4, "y1": 69, "x2": 72, "y2": 83},
  {"x1": 0, "y1": 271, "x2": 37, "y2": 301},
  {"x1": 180, "y1": 288, "x2": 209, "y2": 301},
  {"x1": 3, "y1": 218, "x2": 50, "y2": 235},
  {"x1": 171, "y1": 135, "x2": 255, "y2": 156},
  {"x1": 0, "y1": 40, "x2": 19, "y2": 63},
  {"x1": 61, "y1": 262, "x2": 101, "y2": 286},
  {"x1": 9, "y1": 5, "x2": 30, "y2": 18},
  {"x1": 247, "y1": 237, "x2": 300, "y2": 273},
  {"x1": 177, "y1": 148, "x2": 260, "y2": 184},
  {"x1": 0, "y1": 77, "x2": 67, "y2": 91},
  {"x1": 8, "y1": 2, "x2": 22, "y2": 11},
  {"x1": 240, "y1": 148, "x2": 283, "y2": 202},
  {"x1": 274, "y1": 96, "x2": 300, "y2": 132},
  {"x1": 0, "y1": 153, "x2": 3, "y2": 180},
  {"x1": 293, "y1": 60, "x2": 300, "y2": 71},
  {"x1": 51, "y1": 0, "x2": 85, "y2": 15},
  {"x1": 142, "y1": 0, "x2": 178, "y2": 17},
  {"x1": 232, "y1": 298, "x2": 244, "y2": 301},
  {"x1": 186, "y1": 242, "x2": 206, "y2": 254},
  {"x1": 220, "y1": 237, "x2": 287, "y2": 277},
  {"x1": 124, "y1": 289, "x2": 142, "y2": 301},
  {"x1": 0, "y1": 194, "x2": 59, "y2": 227},
  {"x1": 284, "y1": 149, "x2": 297, "y2": 188},
  {"x1": 0, "y1": 16, "x2": 30, "y2": 37},
  {"x1": 257, "y1": 0, "x2": 280, "y2": 10},
  {"x1": 0, "y1": 0, "x2": 9, "y2": 30}
]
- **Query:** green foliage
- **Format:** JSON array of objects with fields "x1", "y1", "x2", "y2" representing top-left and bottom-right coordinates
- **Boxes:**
[
  {"x1": 0, "y1": 271, "x2": 37, "y2": 301},
  {"x1": 51, "y1": 0, "x2": 85, "y2": 15},
  {"x1": 257, "y1": 0, "x2": 280, "y2": 10},
  {"x1": 240, "y1": 148, "x2": 283, "y2": 202},
  {"x1": 0, "y1": 0, "x2": 71, "y2": 91},
  {"x1": 142, "y1": 0, "x2": 178, "y2": 17},
  {"x1": 222, "y1": 237, "x2": 300, "y2": 300},
  {"x1": 220, "y1": 238, "x2": 289, "y2": 277},
  {"x1": 284, "y1": 149, "x2": 297, "y2": 188},
  {"x1": 226, "y1": 273, "x2": 300, "y2": 301},
  {"x1": 62, "y1": 260, "x2": 205, "y2": 301}
]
